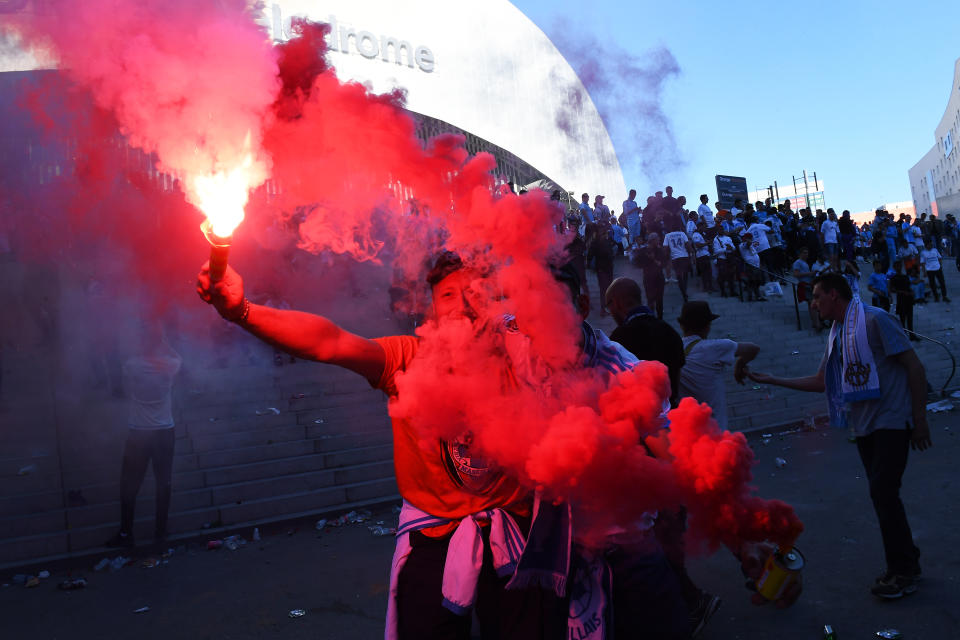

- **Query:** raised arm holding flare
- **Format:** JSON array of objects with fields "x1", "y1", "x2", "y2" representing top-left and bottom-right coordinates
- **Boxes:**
[{"x1": 196, "y1": 262, "x2": 386, "y2": 382}]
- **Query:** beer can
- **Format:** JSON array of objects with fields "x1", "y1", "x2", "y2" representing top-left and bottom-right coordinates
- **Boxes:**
[
  {"x1": 823, "y1": 624, "x2": 836, "y2": 640},
  {"x1": 756, "y1": 546, "x2": 804, "y2": 601}
]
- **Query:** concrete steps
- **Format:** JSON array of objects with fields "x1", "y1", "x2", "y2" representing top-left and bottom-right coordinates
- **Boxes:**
[
  {"x1": 0, "y1": 352, "x2": 400, "y2": 568},
  {"x1": 2, "y1": 254, "x2": 957, "y2": 569}
]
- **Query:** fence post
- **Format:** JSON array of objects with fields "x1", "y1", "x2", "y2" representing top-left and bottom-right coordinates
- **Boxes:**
[{"x1": 792, "y1": 283, "x2": 802, "y2": 331}]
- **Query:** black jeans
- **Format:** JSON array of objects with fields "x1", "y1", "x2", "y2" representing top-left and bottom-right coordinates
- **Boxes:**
[
  {"x1": 716, "y1": 258, "x2": 736, "y2": 296},
  {"x1": 927, "y1": 268, "x2": 948, "y2": 300},
  {"x1": 119, "y1": 427, "x2": 175, "y2": 537},
  {"x1": 645, "y1": 274, "x2": 665, "y2": 319},
  {"x1": 696, "y1": 255, "x2": 714, "y2": 291},
  {"x1": 653, "y1": 507, "x2": 701, "y2": 610},
  {"x1": 672, "y1": 257, "x2": 690, "y2": 301},
  {"x1": 896, "y1": 299, "x2": 914, "y2": 333},
  {"x1": 856, "y1": 429, "x2": 921, "y2": 575},
  {"x1": 872, "y1": 294, "x2": 890, "y2": 313},
  {"x1": 604, "y1": 543, "x2": 690, "y2": 640},
  {"x1": 595, "y1": 253, "x2": 614, "y2": 308},
  {"x1": 396, "y1": 526, "x2": 567, "y2": 640}
]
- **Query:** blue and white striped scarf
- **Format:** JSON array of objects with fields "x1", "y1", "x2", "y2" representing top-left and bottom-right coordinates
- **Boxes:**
[{"x1": 825, "y1": 298, "x2": 881, "y2": 426}]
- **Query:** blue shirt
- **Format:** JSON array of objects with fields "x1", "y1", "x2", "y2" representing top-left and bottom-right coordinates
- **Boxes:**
[
  {"x1": 579, "y1": 202, "x2": 595, "y2": 224},
  {"x1": 819, "y1": 307, "x2": 913, "y2": 436},
  {"x1": 868, "y1": 272, "x2": 888, "y2": 296}
]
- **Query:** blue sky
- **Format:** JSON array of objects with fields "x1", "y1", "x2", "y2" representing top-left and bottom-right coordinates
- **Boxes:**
[{"x1": 513, "y1": 0, "x2": 960, "y2": 213}]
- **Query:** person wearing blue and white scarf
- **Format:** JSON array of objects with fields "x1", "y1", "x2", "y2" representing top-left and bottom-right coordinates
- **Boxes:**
[
  {"x1": 552, "y1": 265, "x2": 689, "y2": 640},
  {"x1": 747, "y1": 273, "x2": 932, "y2": 600}
]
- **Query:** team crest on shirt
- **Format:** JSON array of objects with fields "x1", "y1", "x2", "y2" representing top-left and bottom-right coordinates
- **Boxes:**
[{"x1": 441, "y1": 432, "x2": 501, "y2": 495}]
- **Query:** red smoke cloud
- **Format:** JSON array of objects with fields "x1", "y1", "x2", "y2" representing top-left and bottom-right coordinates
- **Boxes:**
[
  {"x1": 2, "y1": 6, "x2": 800, "y2": 551},
  {"x1": 7, "y1": 0, "x2": 277, "y2": 210}
]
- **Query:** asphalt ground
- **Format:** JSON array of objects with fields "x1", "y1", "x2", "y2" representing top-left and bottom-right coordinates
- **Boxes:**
[{"x1": 2, "y1": 409, "x2": 958, "y2": 639}]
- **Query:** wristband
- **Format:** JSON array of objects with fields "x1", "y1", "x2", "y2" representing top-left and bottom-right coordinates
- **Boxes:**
[{"x1": 227, "y1": 297, "x2": 250, "y2": 324}]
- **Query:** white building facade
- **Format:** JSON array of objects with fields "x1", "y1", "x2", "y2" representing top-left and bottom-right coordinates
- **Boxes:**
[{"x1": 909, "y1": 57, "x2": 960, "y2": 219}]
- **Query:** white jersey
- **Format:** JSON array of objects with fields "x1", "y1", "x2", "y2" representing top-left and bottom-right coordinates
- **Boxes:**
[
  {"x1": 663, "y1": 231, "x2": 690, "y2": 260},
  {"x1": 713, "y1": 235, "x2": 734, "y2": 258},
  {"x1": 921, "y1": 248, "x2": 942, "y2": 272},
  {"x1": 745, "y1": 223, "x2": 771, "y2": 253},
  {"x1": 691, "y1": 232, "x2": 710, "y2": 258}
]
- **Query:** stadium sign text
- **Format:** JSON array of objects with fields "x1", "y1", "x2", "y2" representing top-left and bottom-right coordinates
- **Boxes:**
[{"x1": 270, "y1": 4, "x2": 435, "y2": 73}]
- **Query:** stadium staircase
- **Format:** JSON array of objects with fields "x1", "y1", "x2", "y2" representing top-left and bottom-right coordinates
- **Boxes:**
[{"x1": 1, "y1": 258, "x2": 957, "y2": 569}]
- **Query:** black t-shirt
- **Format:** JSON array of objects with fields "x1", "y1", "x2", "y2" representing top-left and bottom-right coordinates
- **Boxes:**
[
  {"x1": 610, "y1": 311, "x2": 685, "y2": 404},
  {"x1": 631, "y1": 245, "x2": 669, "y2": 280},
  {"x1": 889, "y1": 273, "x2": 913, "y2": 302},
  {"x1": 838, "y1": 218, "x2": 854, "y2": 235}
]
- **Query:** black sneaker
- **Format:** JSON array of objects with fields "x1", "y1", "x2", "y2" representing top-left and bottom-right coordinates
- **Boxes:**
[
  {"x1": 105, "y1": 531, "x2": 134, "y2": 549},
  {"x1": 690, "y1": 592, "x2": 722, "y2": 638},
  {"x1": 870, "y1": 571, "x2": 917, "y2": 599}
]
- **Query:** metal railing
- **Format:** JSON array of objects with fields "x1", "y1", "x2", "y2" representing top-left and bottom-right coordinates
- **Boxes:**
[
  {"x1": 904, "y1": 329, "x2": 957, "y2": 397},
  {"x1": 736, "y1": 263, "x2": 803, "y2": 330}
]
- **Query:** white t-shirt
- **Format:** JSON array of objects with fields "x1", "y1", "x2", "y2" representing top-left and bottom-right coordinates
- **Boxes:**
[
  {"x1": 921, "y1": 248, "x2": 942, "y2": 271},
  {"x1": 900, "y1": 244, "x2": 919, "y2": 259},
  {"x1": 713, "y1": 235, "x2": 734, "y2": 258},
  {"x1": 664, "y1": 231, "x2": 690, "y2": 260},
  {"x1": 821, "y1": 219, "x2": 839, "y2": 244},
  {"x1": 745, "y1": 223, "x2": 771, "y2": 253},
  {"x1": 691, "y1": 231, "x2": 710, "y2": 258},
  {"x1": 123, "y1": 355, "x2": 182, "y2": 428},
  {"x1": 686, "y1": 220, "x2": 697, "y2": 237},
  {"x1": 740, "y1": 243, "x2": 760, "y2": 267},
  {"x1": 812, "y1": 259, "x2": 829, "y2": 275},
  {"x1": 912, "y1": 226, "x2": 925, "y2": 248},
  {"x1": 767, "y1": 217, "x2": 783, "y2": 247},
  {"x1": 678, "y1": 336, "x2": 738, "y2": 430},
  {"x1": 697, "y1": 203, "x2": 715, "y2": 227}
]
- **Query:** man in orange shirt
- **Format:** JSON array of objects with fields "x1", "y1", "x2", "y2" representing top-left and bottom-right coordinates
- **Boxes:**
[{"x1": 197, "y1": 252, "x2": 564, "y2": 640}]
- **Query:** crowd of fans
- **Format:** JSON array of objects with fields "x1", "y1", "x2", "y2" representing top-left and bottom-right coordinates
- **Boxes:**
[{"x1": 559, "y1": 186, "x2": 959, "y2": 330}]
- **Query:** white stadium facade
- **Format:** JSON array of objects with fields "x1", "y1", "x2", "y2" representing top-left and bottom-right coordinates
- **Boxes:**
[
  {"x1": 263, "y1": 0, "x2": 626, "y2": 201},
  {"x1": 2, "y1": 1, "x2": 627, "y2": 202}
]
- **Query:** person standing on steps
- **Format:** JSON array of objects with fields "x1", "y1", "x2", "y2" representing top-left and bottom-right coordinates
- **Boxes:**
[{"x1": 105, "y1": 321, "x2": 181, "y2": 550}]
